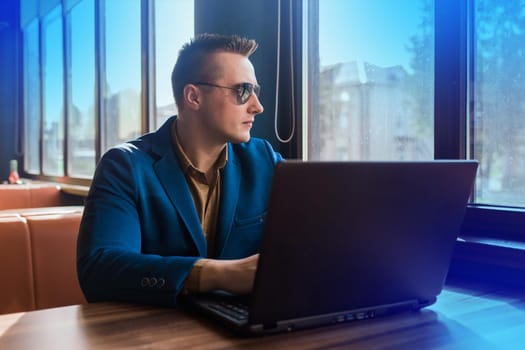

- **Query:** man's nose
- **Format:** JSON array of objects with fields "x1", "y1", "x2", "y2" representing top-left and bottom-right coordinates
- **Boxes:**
[{"x1": 248, "y1": 93, "x2": 264, "y2": 115}]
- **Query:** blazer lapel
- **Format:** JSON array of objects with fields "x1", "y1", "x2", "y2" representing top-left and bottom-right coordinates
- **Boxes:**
[
  {"x1": 150, "y1": 117, "x2": 207, "y2": 257},
  {"x1": 215, "y1": 145, "x2": 241, "y2": 257},
  {"x1": 154, "y1": 154, "x2": 207, "y2": 257}
]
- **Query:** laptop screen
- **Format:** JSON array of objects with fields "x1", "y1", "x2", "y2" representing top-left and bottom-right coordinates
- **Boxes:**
[{"x1": 249, "y1": 160, "x2": 478, "y2": 325}]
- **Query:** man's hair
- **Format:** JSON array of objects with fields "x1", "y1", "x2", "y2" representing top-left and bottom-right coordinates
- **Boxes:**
[{"x1": 171, "y1": 33, "x2": 258, "y2": 110}]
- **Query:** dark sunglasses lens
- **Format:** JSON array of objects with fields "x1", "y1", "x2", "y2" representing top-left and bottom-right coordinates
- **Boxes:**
[
  {"x1": 238, "y1": 83, "x2": 260, "y2": 104},
  {"x1": 238, "y1": 83, "x2": 251, "y2": 104}
]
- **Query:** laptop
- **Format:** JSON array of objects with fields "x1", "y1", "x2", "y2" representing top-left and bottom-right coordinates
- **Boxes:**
[{"x1": 180, "y1": 160, "x2": 479, "y2": 335}]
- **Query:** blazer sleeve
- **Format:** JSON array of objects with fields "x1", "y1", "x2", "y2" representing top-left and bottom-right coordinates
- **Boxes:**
[{"x1": 77, "y1": 145, "x2": 198, "y2": 307}]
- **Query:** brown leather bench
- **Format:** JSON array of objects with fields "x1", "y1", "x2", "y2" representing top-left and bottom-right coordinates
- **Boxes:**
[
  {"x1": 0, "y1": 183, "x2": 63, "y2": 210},
  {"x1": 0, "y1": 215, "x2": 35, "y2": 314},
  {"x1": 0, "y1": 206, "x2": 86, "y2": 314}
]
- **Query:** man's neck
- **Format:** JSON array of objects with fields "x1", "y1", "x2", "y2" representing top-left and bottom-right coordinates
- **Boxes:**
[{"x1": 175, "y1": 116, "x2": 226, "y2": 174}]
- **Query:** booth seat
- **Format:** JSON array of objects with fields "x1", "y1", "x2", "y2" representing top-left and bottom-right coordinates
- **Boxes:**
[
  {"x1": 0, "y1": 183, "x2": 63, "y2": 210},
  {"x1": 0, "y1": 206, "x2": 86, "y2": 314}
]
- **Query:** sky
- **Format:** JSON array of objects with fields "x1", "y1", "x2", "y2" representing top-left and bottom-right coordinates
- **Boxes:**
[
  {"x1": 104, "y1": 0, "x2": 141, "y2": 97},
  {"x1": 319, "y1": 0, "x2": 425, "y2": 72},
  {"x1": 71, "y1": 0, "x2": 94, "y2": 112},
  {"x1": 155, "y1": 0, "x2": 195, "y2": 108},
  {"x1": 57, "y1": 0, "x2": 193, "y2": 112},
  {"x1": 156, "y1": 0, "x2": 426, "y2": 106}
]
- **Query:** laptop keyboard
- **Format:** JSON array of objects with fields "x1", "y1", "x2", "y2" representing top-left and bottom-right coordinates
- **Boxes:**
[{"x1": 208, "y1": 300, "x2": 249, "y2": 321}]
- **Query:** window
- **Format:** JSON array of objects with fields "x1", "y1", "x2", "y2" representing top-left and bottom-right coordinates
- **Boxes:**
[
  {"x1": 21, "y1": 0, "x2": 194, "y2": 183},
  {"x1": 471, "y1": 0, "x2": 525, "y2": 208},
  {"x1": 154, "y1": 0, "x2": 194, "y2": 129},
  {"x1": 41, "y1": 5, "x2": 64, "y2": 176},
  {"x1": 102, "y1": 0, "x2": 142, "y2": 152},
  {"x1": 306, "y1": 0, "x2": 434, "y2": 161},
  {"x1": 22, "y1": 18, "x2": 40, "y2": 174},
  {"x1": 305, "y1": 0, "x2": 525, "y2": 240},
  {"x1": 67, "y1": 0, "x2": 96, "y2": 178}
]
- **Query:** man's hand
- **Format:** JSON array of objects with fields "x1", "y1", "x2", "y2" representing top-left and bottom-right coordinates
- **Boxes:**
[{"x1": 198, "y1": 254, "x2": 259, "y2": 294}]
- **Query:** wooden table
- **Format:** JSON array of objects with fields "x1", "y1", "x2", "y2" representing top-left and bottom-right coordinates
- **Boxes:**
[{"x1": 1, "y1": 279, "x2": 524, "y2": 349}]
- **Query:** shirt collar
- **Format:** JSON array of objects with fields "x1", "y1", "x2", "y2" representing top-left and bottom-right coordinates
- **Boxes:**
[{"x1": 172, "y1": 119, "x2": 228, "y2": 174}]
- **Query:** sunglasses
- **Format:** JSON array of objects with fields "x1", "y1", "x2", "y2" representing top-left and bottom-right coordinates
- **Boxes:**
[{"x1": 192, "y1": 81, "x2": 261, "y2": 105}]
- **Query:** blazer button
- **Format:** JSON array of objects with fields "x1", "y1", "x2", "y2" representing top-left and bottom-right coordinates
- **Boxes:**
[
  {"x1": 149, "y1": 277, "x2": 158, "y2": 287},
  {"x1": 141, "y1": 277, "x2": 149, "y2": 287}
]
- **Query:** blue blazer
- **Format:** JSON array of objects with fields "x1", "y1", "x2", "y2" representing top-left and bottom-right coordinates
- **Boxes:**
[{"x1": 77, "y1": 116, "x2": 283, "y2": 306}]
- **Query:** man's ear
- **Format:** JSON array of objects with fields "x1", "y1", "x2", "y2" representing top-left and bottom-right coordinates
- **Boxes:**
[{"x1": 183, "y1": 84, "x2": 201, "y2": 111}]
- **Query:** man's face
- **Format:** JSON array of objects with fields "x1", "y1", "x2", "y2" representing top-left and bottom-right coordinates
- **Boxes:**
[{"x1": 197, "y1": 52, "x2": 264, "y2": 144}]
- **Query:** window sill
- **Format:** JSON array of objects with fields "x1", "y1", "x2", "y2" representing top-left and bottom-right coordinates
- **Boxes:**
[
  {"x1": 18, "y1": 178, "x2": 90, "y2": 198},
  {"x1": 60, "y1": 184, "x2": 90, "y2": 197},
  {"x1": 449, "y1": 236, "x2": 525, "y2": 288},
  {"x1": 455, "y1": 236, "x2": 525, "y2": 268}
]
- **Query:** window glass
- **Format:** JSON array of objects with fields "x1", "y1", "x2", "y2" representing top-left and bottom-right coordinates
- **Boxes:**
[
  {"x1": 154, "y1": 0, "x2": 194, "y2": 128},
  {"x1": 308, "y1": 0, "x2": 434, "y2": 161},
  {"x1": 23, "y1": 18, "x2": 40, "y2": 174},
  {"x1": 472, "y1": 1, "x2": 525, "y2": 208},
  {"x1": 102, "y1": 0, "x2": 141, "y2": 151},
  {"x1": 41, "y1": 5, "x2": 64, "y2": 176},
  {"x1": 67, "y1": 0, "x2": 96, "y2": 178}
]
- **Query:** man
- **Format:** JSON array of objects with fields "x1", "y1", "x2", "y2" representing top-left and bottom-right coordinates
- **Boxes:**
[{"x1": 77, "y1": 33, "x2": 283, "y2": 306}]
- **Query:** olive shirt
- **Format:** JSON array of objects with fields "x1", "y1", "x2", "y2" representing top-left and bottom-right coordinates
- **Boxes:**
[{"x1": 171, "y1": 120, "x2": 227, "y2": 291}]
